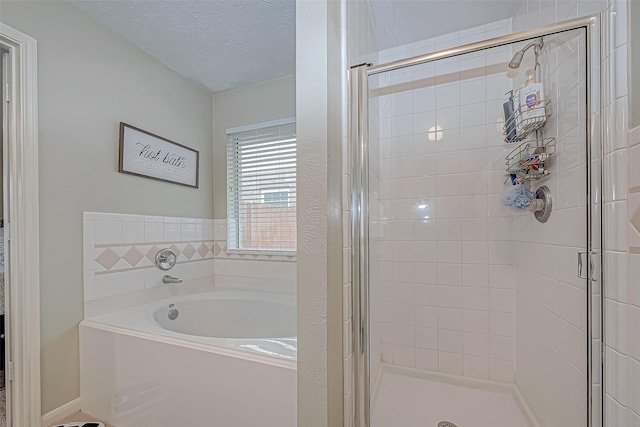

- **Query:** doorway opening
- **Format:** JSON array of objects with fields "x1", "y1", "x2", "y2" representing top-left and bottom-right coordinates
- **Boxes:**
[{"x1": 0, "y1": 22, "x2": 42, "y2": 427}]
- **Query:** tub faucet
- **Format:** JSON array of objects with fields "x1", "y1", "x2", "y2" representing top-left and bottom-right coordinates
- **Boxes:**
[{"x1": 162, "y1": 275, "x2": 183, "y2": 284}]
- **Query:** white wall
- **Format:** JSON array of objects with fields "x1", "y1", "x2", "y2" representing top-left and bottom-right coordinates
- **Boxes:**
[
  {"x1": 212, "y1": 75, "x2": 296, "y2": 219},
  {"x1": 296, "y1": 0, "x2": 345, "y2": 425},
  {"x1": 1, "y1": 1, "x2": 214, "y2": 413}
]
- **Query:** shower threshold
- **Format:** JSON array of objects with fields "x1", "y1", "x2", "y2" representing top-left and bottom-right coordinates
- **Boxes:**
[{"x1": 371, "y1": 364, "x2": 540, "y2": 427}]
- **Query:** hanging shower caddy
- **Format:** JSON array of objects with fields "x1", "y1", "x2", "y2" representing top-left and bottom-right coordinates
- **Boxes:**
[
  {"x1": 505, "y1": 137, "x2": 556, "y2": 184},
  {"x1": 502, "y1": 99, "x2": 552, "y2": 143},
  {"x1": 502, "y1": 36, "x2": 555, "y2": 185},
  {"x1": 503, "y1": 100, "x2": 555, "y2": 184}
]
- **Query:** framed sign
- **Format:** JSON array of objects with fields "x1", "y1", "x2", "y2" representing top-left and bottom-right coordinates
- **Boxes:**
[{"x1": 118, "y1": 122, "x2": 199, "y2": 188}]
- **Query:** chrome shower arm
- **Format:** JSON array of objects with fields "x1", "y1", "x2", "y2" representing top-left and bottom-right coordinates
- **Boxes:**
[{"x1": 508, "y1": 38, "x2": 545, "y2": 69}]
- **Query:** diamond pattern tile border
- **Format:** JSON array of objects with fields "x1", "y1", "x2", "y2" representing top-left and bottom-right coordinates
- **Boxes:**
[
  {"x1": 95, "y1": 249, "x2": 120, "y2": 270},
  {"x1": 93, "y1": 239, "x2": 295, "y2": 274}
]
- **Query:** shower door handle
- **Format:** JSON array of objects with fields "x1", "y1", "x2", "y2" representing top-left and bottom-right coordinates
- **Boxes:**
[
  {"x1": 578, "y1": 251, "x2": 587, "y2": 279},
  {"x1": 578, "y1": 250, "x2": 598, "y2": 281}
]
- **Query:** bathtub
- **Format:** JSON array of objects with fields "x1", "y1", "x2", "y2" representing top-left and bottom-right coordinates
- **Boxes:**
[{"x1": 80, "y1": 289, "x2": 297, "y2": 427}]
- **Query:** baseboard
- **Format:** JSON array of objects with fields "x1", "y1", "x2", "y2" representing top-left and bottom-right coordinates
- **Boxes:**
[{"x1": 41, "y1": 397, "x2": 81, "y2": 426}]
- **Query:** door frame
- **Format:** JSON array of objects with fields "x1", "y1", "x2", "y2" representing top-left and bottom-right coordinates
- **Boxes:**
[{"x1": 0, "y1": 22, "x2": 42, "y2": 427}]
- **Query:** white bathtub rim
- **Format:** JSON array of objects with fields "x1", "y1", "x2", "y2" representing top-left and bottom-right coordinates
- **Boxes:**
[
  {"x1": 80, "y1": 319, "x2": 296, "y2": 370},
  {"x1": 83, "y1": 288, "x2": 297, "y2": 367}
]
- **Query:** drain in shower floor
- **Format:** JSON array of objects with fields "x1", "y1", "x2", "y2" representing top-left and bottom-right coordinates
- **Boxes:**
[{"x1": 437, "y1": 422, "x2": 458, "y2": 427}]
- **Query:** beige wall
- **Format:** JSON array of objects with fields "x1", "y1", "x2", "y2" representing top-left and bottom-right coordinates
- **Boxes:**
[
  {"x1": 212, "y1": 75, "x2": 295, "y2": 218},
  {"x1": 1, "y1": 1, "x2": 214, "y2": 413}
]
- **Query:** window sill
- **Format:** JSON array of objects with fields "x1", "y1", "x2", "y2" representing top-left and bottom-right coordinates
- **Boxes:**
[{"x1": 225, "y1": 249, "x2": 297, "y2": 257}]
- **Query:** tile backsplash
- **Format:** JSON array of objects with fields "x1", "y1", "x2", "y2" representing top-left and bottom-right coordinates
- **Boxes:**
[
  {"x1": 83, "y1": 212, "x2": 217, "y2": 302},
  {"x1": 83, "y1": 213, "x2": 296, "y2": 308},
  {"x1": 212, "y1": 219, "x2": 297, "y2": 294}
]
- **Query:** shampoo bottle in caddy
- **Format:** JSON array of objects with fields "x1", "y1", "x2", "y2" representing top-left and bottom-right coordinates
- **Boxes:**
[
  {"x1": 512, "y1": 88, "x2": 521, "y2": 135},
  {"x1": 503, "y1": 90, "x2": 517, "y2": 142},
  {"x1": 518, "y1": 68, "x2": 546, "y2": 132}
]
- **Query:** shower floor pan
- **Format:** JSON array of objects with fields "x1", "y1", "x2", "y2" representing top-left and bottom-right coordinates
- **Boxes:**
[{"x1": 372, "y1": 365, "x2": 539, "y2": 427}]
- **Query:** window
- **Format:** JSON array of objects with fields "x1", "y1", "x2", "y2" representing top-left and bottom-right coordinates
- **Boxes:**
[
  {"x1": 227, "y1": 118, "x2": 296, "y2": 252},
  {"x1": 262, "y1": 189, "x2": 290, "y2": 208}
]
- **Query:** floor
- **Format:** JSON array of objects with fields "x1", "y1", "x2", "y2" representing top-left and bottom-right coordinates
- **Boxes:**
[
  {"x1": 49, "y1": 370, "x2": 533, "y2": 427},
  {"x1": 372, "y1": 367, "x2": 534, "y2": 427},
  {"x1": 50, "y1": 411, "x2": 113, "y2": 427}
]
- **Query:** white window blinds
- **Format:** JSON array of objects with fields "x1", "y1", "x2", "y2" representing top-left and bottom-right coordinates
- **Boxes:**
[{"x1": 227, "y1": 119, "x2": 296, "y2": 252}]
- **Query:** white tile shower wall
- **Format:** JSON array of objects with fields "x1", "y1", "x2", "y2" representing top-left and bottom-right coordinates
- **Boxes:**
[
  {"x1": 629, "y1": 128, "x2": 640, "y2": 427},
  {"x1": 372, "y1": 18, "x2": 519, "y2": 381},
  {"x1": 511, "y1": 30, "x2": 590, "y2": 426},
  {"x1": 607, "y1": 1, "x2": 640, "y2": 424},
  {"x1": 83, "y1": 212, "x2": 216, "y2": 303},
  {"x1": 511, "y1": 1, "x2": 640, "y2": 426},
  {"x1": 603, "y1": 1, "x2": 640, "y2": 424},
  {"x1": 513, "y1": 1, "x2": 640, "y2": 426}
]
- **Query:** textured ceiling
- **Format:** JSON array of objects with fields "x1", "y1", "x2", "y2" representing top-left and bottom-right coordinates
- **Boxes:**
[
  {"x1": 71, "y1": 0, "x2": 295, "y2": 93},
  {"x1": 368, "y1": 0, "x2": 522, "y2": 51},
  {"x1": 71, "y1": 1, "x2": 521, "y2": 93}
]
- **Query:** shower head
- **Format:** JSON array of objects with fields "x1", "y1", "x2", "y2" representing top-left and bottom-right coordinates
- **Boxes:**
[
  {"x1": 508, "y1": 39, "x2": 544, "y2": 69},
  {"x1": 508, "y1": 50, "x2": 526, "y2": 69}
]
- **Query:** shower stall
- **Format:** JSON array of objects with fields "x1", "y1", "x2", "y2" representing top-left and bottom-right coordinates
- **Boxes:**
[{"x1": 349, "y1": 15, "x2": 603, "y2": 427}]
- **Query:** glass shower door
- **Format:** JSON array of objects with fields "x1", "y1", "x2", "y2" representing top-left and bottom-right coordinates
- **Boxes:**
[{"x1": 351, "y1": 19, "x2": 603, "y2": 427}]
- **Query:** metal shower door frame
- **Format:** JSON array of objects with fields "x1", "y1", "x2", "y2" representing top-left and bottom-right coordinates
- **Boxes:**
[{"x1": 349, "y1": 13, "x2": 605, "y2": 427}]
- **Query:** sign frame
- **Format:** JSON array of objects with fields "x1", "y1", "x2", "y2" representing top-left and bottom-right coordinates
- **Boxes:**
[{"x1": 118, "y1": 122, "x2": 199, "y2": 188}]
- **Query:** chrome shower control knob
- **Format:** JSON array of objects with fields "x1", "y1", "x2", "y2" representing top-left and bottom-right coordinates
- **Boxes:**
[
  {"x1": 531, "y1": 186, "x2": 552, "y2": 223},
  {"x1": 529, "y1": 198, "x2": 545, "y2": 213},
  {"x1": 155, "y1": 248, "x2": 177, "y2": 270}
]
